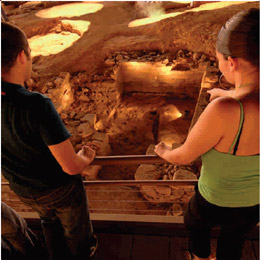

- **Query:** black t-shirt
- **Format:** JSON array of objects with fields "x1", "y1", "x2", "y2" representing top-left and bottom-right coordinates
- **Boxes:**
[{"x1": 1, "y1": 81, "x2": 79, "y2": 197}]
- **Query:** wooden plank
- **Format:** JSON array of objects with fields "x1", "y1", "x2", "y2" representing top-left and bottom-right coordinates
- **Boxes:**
[
  {"x1": 94, "y1": 233, "x2": 133, "y2": 260},
  {"x1": 170, "y1": 237, "x2": 190, "y2": 260},
  {"x1": 252, "y1": 240, "x2": 259, "y2": 260},
  {"x1": 91, "y1": 214, "x2": 184, "y2": 224},
  {"x1": 19, "y1": 212, "x2": 184, "y2": 224},
  {"x1": 131, "y1": 235, "x2": 169, "y2": 260}
]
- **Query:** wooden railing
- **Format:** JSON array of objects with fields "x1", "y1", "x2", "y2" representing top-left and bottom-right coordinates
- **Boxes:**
[{"x1": 1, "y1": 155, "x2": 198, "y2": 187}]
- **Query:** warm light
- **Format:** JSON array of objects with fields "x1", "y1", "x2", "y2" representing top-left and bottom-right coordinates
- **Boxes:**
[
  {"x1": 129, "y1": 12, "x2": 181, "y2": 28},
  {"x1": 127, "y1": 61, "x2": 151, "y2": 70},
  {"x1": 176, "y1": 112, "x2": 183, "y2": 118},
  {"x1": 164, "y1": 105, "x2": 182, "y2": 120},
  {"x1": 61, "y1": 20, "x2": 90, "y2": 35},
  {"x1": 28, "y1": 20, "x2": 90, "y2": 57},
  {"x1": 128, "y1": 1, "x2": 247, "y2": 28},
  {"x1": 36, "y1": 3, "x2": 103, "y2": 18},
  {"x1": 160, "y1": 66, "x2": 172, "y2": 76}
]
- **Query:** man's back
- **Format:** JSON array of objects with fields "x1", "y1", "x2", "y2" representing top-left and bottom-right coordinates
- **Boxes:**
[{"x1": 1, "y1": 81, "x2": 78, "y2": 197}]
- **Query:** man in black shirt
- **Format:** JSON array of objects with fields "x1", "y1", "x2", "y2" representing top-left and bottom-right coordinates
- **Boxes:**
[{"x1": 1, "y1": 22, "x2": 97, "y2": 260}]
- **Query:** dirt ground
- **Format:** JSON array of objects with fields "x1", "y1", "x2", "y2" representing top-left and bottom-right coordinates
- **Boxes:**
[{"x1": 2, "y1": 1, "x2": 258, "y2": 85}]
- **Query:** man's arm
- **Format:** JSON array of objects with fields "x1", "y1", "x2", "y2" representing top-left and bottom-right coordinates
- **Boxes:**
[{"x1": 48, "y1": 139, "x2": 95, "y2": 175}]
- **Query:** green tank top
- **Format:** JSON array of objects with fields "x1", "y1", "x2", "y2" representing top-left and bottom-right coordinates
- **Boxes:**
[{"x1": 199, "y1": 99, "x2": 259, "y2": 207}]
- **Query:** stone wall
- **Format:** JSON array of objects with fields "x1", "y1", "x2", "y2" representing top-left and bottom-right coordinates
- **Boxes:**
[{"x1": 116, "y1": 61, "x2": 205, "y2": 99}]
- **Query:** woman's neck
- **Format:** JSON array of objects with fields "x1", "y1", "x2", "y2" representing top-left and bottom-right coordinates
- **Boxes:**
[
  {"x1": 233, "y1": 69, "x2": 259, "y2": 98},
  {"x1": 234, "y1": 68, "x2": 259, "y2": 89}
]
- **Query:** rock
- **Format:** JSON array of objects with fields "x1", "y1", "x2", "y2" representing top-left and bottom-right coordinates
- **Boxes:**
[
  {"x1": 166, "y1": 209, "x2": 172, "y2": 216},
  {"x1": 82, "y1": 165, "x2": 101, "y2": 179},
  {"x1": 171, "y1": 187, "x2": 185, "y2": 199},
  {"x1": 91, "y1": 132, "x2": 110, "y2": 155},
  {"x1": 53, "y1": 77, "x2": 63, "y2": 88},
  {"x1": 209, "y1": 56, "x2": 216, "y2": 62},
  {"x1": 135, "y1": 164, "x2": 160, "y2": 180},
  {"x1": 75, "y1": 143, "x2": 83, "y2": 151},
  {"x1": 26, "y1": 78, "x2": 34, "y2": 88},
  {"x1": 155, "y1": 186, "x2": 171, "y2": 196},
  {"x1": 67, "y1": 120, "x2": 81, "y2": 126},
  {"x1": 163, "y1": 175, "x2": 169, "y2": 180},
  {"x1": 92, "y1": 132, "x2": 108, "y2": 142},
  {"x1": 74, "y1": 112, "x2": 86, "y2": 120},
  {"x1": 45, "y1": 81, "x2": 55, "y2": 88},
  {"x1": 105, "y1": 59, "x2": 116, "y2": 66},
  {"x1": 78, "y1": 95, "x2": 90, "y2": 102},
  {"x1": 31, "y1": 71, "x2": 39, "y2": 80},
  {"x1": 193, "y1": 52, "x2": 201, "y2": 61},
  {"x1": 70, "y1": 111, "x2": 76, "y2": 119},
  {"x1": 59, "y1": 72, "x2": 70, "y2": 78},
  {"x1": 77, "y1": 123, "x2": 94, "y2": 137},
  {"x1": 145, "y1": 144, "x2": 156, "y2": 155},
  {"x1": 70, "y1": 134, "x2": 82, "y2": 145},
  {"x1": 161, "y1": 58, "x2": 169, "y2": 64},
  {"x1": 141, "y1": 186, "x2": 158, "y2": 200},
  {"x1": 177, "y1": 50, "x2": 184, "y2": 57},
  {"x1": 171, "y1": 204, "x2": 183, "y2": 216},
  {"x1": 116, "y1": 54, "x2": 124, "y2": 61},
  {"x1": 60, "y1": 113, "x2": 68, "y2": 120},
  {"x1": 80, "y1": 114, "x2": 97, "y2": 126},
  {"x1": 41, "y1": 85, "x2": 48, "y2": 93},
  {"x1": 94, "y1": 119, "x2": 107, "y2": 131},
  {"x1": 200, "y1": 54, "x2": 207, "y2": 62},
  {"x1": 173, "y1": 169, "x2": 197, "y2": 180},
  {"x1": 71, "y1": 76, "x2": 79, "y2": 86},
  {"x1": 171, "y1": 63, "x2": 190, "y2": 71}
]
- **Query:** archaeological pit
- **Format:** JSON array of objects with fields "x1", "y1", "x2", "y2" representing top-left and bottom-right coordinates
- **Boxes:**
[{"x1": 1, "y1": 1, "x2": 257, "y2": 222}]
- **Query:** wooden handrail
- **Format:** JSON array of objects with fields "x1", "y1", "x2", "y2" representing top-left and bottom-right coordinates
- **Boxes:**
[
  {"x1": 1, "y1": 155, "x2": 198, "y2": 186},
  {"x1": 83, "y1": 180, "x2": 197, "y2": 186},
  {"x1": 1, "y1": 180, "x2": 197, "y2": 186},
  {"x1": 91, "y1": 155, "x2": 166, "y2": 165}
]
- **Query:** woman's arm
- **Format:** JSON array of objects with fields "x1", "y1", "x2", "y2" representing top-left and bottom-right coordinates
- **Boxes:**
[
  {"x1": 155, "y1": 98, "x2": 228, "y2": 164},
  {"x1": 207, "y1": 88, "x2": 235, "y2": 102},
  {"x1": 48, "y1": 139, "x2": 95, "y2": 175}
]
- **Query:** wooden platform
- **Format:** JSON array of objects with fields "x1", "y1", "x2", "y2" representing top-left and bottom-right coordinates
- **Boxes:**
[
  {"x1": 93, "y1": 233, "x2": 258, "y2": 260},
  {"x1": 26, "y1": 217, "x2": 259, "y2": 260}
]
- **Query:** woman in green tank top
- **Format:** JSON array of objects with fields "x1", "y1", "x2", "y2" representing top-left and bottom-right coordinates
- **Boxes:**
[{"x1": 154, "y1": 8, "x2": 259, "y2": 260}]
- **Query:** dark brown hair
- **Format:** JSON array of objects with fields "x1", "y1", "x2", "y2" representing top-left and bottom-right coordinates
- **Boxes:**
[
  {"x1": 216, "y1": 8, "x2": 259, "y2": 67},
  {"x1": 1, "y1": 22, "x2": 30, "y2": 74}
]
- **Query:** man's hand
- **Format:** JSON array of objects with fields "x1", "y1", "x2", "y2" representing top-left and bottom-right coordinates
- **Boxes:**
[
  {"x1": 154, "y1": 142, "x2": 172, "y2": 158},
  {"x1": 77, "y1": 145, "x2": 96, "y2": 164}
]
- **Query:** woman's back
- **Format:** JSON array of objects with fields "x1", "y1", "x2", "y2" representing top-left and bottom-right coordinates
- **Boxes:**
[{"x1": 214, "y1": 90, "x2": 259, "y2": 156}]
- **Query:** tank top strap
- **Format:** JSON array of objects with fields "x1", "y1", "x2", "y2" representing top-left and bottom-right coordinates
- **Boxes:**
[{"x1": 228, "y1": 98, "x2": 244, "y2": 155}]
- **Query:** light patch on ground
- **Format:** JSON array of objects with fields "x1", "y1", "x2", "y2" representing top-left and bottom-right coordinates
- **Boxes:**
[
  {"x1": 36, "y1": 3, "x2": 103, "y2": 18},
  {"x1": 129, "y1": 1, "x2": 248, "y2": 27},
  {"x1": 28, "y1": 20, "x2": 90, "y2": 57}
]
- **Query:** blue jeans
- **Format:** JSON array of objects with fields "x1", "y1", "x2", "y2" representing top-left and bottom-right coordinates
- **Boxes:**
[{"x1": 18, "y1": 176, "x2": 93, "y2": 260}]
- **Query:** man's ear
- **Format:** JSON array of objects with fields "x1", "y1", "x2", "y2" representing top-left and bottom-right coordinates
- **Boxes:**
[
  {"x1": 227, "y1": 56, "x2": 239, "y2": 72},
  {"x1": 17, "y1": 50, "x2": 27, "y2": 65}
]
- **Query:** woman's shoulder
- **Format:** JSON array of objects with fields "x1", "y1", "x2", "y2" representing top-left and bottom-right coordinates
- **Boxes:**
[{"x1": 208, "y1": 96, "x2": 241, "y2": 113}]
